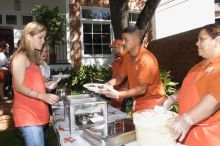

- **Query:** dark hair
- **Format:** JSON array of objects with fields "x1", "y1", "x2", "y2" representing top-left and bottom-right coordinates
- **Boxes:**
[
  {"x1": 122, "y1": 26, "x2": 143, "y2": 42},
  {"x1": 203, "y1": 24, "x2": 220, "y2": 39},
  {"x1": 0, "y1": 41, "x2": 7, "y2": 49}
]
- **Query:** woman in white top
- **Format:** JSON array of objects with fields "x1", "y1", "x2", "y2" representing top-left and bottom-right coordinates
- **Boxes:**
[
  {"x1": 0, "y1": 41, "x2": 9, "y2": 99},
  {"x1": 39, "y1": 44, "x2": 50, "y2": 81},
  {"x1": 0, "y1": 41, "x2": 8, "y2": 68}
]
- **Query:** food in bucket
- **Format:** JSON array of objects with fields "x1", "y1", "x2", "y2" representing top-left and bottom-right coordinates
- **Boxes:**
[{"x1": 133, "y1": 106, "x2": 178, "y2": 146}]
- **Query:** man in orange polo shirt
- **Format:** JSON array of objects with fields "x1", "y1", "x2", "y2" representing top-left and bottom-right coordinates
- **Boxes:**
[
  {"x1": 102, "y1": 26, "x2": 165, "y2": 112},
  {"x1": 109, "y1": 39, "x2": 128, "y2": 110}
]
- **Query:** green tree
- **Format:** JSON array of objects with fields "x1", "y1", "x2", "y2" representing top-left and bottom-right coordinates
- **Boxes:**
[
  {"x1": 135, "y1": 0, "x2": 161, "y2": 42},
  {"x1": 32, "y1": 4, "x2": 66, "y2": 54}
]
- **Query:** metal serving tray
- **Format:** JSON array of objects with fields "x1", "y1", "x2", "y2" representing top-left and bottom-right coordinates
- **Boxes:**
[
  {"x1": 82, "y1": 118, "x2": 136, "y2": 146},
  {"x1": 65, "y1": 94, "x2": 108, "y2": 135}
]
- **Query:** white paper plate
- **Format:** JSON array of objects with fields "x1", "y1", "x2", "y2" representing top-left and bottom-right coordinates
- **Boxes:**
[
  {"x1": 52, "y1": 74, "x2": 71, "y2": 79},
  {"x1": 83, "y1": 83, "x2": 108, "y2": 92},
  {"x1": 89, "y1": 124, "x2": 105, "y2": 131}
]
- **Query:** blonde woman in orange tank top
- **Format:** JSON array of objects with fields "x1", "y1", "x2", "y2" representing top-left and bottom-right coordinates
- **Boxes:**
[
  {"x1": 163, "y1": 24, "x2": 220, "y2": 146},
  {"x1": 11, "y1": 22, "x2": 59, "y2": 146}
]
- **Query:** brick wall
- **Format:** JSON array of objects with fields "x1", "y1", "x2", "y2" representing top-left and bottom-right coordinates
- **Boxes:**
[{"x1": 148, "y1": 28, "x2": 203, "y2": 84}]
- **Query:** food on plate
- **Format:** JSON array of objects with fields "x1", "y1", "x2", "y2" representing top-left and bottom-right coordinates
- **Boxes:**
[
  {"x1": 58, "y1": 125, "x2": 65, "y2": 131},
  {"x1": 98, "y1": 85, "x2": 104, "y2": 89},
  {"x1": 64, "y1": 137, "x2": 76, "y2": 143},
  {"x1": 88, "y1": 85, "x2": 96, "y2": 87},
  {"x1": 84, "y1": 83, "x2": 112, "y2": 91}
]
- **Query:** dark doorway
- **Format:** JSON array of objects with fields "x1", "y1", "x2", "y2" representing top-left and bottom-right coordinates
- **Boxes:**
[
  {"x1": 0, "y1": 28, "x2": 14, "y2": 98},
  {"x1": 0, "y1": 28, "x2": 14, "y2": 55}
]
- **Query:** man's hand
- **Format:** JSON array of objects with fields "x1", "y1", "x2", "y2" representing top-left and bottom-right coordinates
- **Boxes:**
[
  {"x1": 97, "y1": 87, "x2": 119, "y2": 99},
  {"x1": 104, "y1": 82, "x2": 113, "y2": 89}
]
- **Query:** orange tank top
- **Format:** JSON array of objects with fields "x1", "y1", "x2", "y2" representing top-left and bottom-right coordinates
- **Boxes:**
[{"x1": 12, "y1": 63, "x2": 49, "y2": 127}]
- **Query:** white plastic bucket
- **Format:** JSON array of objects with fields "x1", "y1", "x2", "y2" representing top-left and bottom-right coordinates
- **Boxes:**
[{"x1": 133, "y1": 108, "x2": 178, "y2": 146}]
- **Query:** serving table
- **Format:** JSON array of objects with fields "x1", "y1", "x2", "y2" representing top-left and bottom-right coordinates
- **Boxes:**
[{"x1": 52, "y1": 104, "x2": 138, "y2": 146}]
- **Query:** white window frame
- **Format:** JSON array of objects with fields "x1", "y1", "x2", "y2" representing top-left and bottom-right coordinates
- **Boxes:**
[
  {"x1": 5, "y1": 14, "x2": 17, "y2": 26},
  {"x1": 21, "y1": 15, "x2": 34, "y2": 26},
  {"x1": 128, "y1": 10, "x2": 140, "y2": 25},
  {"x1": 80, "y1": 6, "x2": 114, "y2": 58},
  {"x1": 0, "y1": 13, "x2": 36, "y2": 27}
]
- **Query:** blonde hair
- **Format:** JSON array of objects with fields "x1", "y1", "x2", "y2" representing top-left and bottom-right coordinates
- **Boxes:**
[
  {"x1": 13, "y1": 22, "x2": 47, "y2": 64},
  {"x1": 40, "y1": 43, "x2": 50, "y2": 64}
]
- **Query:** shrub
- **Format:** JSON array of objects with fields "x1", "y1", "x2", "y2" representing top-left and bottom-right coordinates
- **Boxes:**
[
  {"x1": 51, "y1": 66, "x2": 179, "y2": 112},
  {"x1": 51, "y1": 65, "x2": 112, "y2": 94},
  {"x1": 160, "y1": 70, "x2": 179, "y2": 113}
]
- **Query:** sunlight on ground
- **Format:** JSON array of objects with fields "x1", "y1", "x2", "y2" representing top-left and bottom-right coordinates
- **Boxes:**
[
  {"x1": 4, "y1": 100, "x2": 13, "y2": 104},
  {"x1": 0, "y1": 122, "x2": 10, "y2": 131}
]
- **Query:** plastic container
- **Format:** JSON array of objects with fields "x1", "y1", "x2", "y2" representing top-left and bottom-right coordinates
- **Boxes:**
[{"x1": 133, "y1": 107, "x2": 178, "y2": 146}]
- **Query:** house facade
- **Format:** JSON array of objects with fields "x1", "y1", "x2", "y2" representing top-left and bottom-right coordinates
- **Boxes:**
[
  {"x1": 68, "y1": 0, "x2": 215, "y2": 66},
  {"x1": 0, "y1": 0, "x2": 143, "y2": 68},
  {"x1": 68, "y1": 0, "x2": 144, "y2": 66},
  {"x1": 0, "y1": 0, "x2": 68, "y2": 69},
  {"x1": 0, "y1": 0, "x2": 216, "y2": 69}
]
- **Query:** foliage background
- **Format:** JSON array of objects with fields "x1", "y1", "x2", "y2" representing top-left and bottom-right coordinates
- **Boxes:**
[{"x1": 52, "y1": 66, "x2": 178, "y2": 112}]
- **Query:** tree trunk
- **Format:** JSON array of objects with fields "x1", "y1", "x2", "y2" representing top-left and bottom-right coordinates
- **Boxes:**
[
  {"x1": 110, "y1": 0, "x2": 129, "y2": 39},
  {"x1": 136, "y1": 0, "x2": 161, "y2": 42}
]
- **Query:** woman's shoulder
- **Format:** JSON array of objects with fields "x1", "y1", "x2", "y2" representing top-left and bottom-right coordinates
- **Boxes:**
[
  {"x1": 11, "y1": 52, "x2": 29, "y2": 65},
  {"x1": 13, "y1": 51, "x2": 27, "y2": 59},
  {"x1": 0, "y1": 52, "x2": 7, "y2": 60},
  {"x1": 190, "y1": 60, "x2": 204, "y2": 69}
]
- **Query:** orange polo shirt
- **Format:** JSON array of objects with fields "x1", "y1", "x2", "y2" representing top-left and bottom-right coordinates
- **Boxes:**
[
  {"x1": 177, "y1": 57, "x2": 220, "y2": 146},
  {"x1": 180, "y1": 57, "x2": 220, "y2": 120},
  {"x1": 119, "y1": 47, "x2": 165, "y2": 112},
  {"x1": 111, "y1": 51, "x2": 128, "y2": 109}
]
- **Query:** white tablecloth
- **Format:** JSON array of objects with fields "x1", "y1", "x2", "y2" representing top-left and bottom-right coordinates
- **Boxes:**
[{"x1": 52, "y1": 105, "x2": 137, "y2": 146}]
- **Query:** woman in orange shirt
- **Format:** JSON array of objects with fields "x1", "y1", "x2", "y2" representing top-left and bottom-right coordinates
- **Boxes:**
[
  {"x1": 164, "y1": 24, "x2": 220, "y2": 146},
  {"x1": 11, "y1": 22, "x2": 59, "y2": 146}
]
